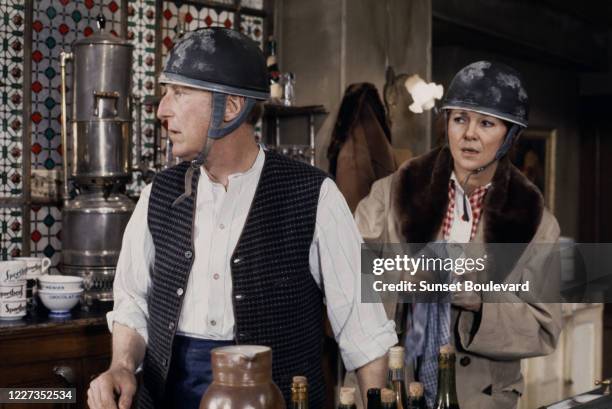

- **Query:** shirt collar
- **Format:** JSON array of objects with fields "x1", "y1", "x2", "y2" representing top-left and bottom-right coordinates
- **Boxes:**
[
  {"x1": 200, "y1": 144, "x2": 265, "y2": 184},
  {"x1": 449, "y1": 171, "x2": 492, "y2": 195}
]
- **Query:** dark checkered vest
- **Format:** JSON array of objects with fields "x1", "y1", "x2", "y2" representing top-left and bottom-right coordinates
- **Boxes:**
[{"x1": 137, "y1": 150, "x2": 327, "y2": 409}]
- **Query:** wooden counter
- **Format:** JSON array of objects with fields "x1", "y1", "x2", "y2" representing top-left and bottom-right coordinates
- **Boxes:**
[{"x1": 0, "y1": 309, "x2": 111, "y2": 409}]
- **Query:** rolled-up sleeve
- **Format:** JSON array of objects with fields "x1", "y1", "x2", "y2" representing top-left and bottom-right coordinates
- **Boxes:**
[
  {"x1": 106, "y1": 184, "x2": 154, "y2": 344},
  {"x1": 311, "y1": 178, "x2": 397, "y2": 371}
]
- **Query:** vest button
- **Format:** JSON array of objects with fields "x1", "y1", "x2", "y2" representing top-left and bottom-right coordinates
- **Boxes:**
[
  {"x1": 460, "y1": 356, "x2": 471, "y2": 367},
  {"x1": 233, "y1": 258, "x2": 241, "y2": 264},
  {"x1": 176, "y1": 287, "x2": 184, "y2": 296},
  {"x1": 162, "y1": 358, "x2": 168, "y2": 367},
  {"x1": 238, "y1": 332, "x2": 248, "y2": 339},
  {"x1": 168, "y1": 321, "x2": 175, "y2": 330},
  {"x1": 235, "y1": 294, "x2": 243, "y2": 300},
  {"x1": 184, "y1": 250, "x2": 193, "y2": 259}
]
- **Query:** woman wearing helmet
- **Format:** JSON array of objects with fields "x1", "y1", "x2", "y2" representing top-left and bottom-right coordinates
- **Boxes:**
[{"x1": 355, "y1": 61, "x2": 561, "y2": 409}]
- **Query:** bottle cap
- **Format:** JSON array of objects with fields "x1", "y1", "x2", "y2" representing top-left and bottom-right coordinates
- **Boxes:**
[
  {"x1": 293, "y1": 376, "x2": 308, "y2": 385},
  {"x1": 408, "y1": 382, "x2": 423, "y2": 397},
  {"x1": 440, "y1": 344, "x2": 455, "y2": 355},
  {"x1": 367, "y1": 388, "x2": 381, "y2": 396},
  {"x1": 381, "y1": 388, "x2": 395, "y2": 404},
  {"x1": 388, "y1": 346, "x2": 405, "y2": 369},
  {"x1": 340, "y1": 387, "x2": 356, "y2": 405}
]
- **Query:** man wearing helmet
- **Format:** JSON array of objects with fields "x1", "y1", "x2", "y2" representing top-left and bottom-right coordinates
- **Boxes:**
[
  {"x1": 355, "y1": 61, "x2": 561, "y2": 408},
  {"x1": 88, "y1": 28, "x2": 397, "y2": 409}
]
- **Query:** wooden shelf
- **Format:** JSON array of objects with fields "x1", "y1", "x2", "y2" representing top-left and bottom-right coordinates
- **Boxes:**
[{"x1": 263, "y1": 104, "x2": 327, "y2": 118}]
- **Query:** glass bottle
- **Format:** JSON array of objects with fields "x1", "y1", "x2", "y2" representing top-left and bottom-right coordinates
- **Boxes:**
[
  {"x1": 338, "y1": 387, "x2": 357, "y2": 409},
  {"x1": 407, "y1": 382, "x2": 426, "y2": 409},
  {"x1": 291, "y1": 376, "x2": 308, "y2": 409},
  {"x1": 381, "y1": 388, "x2": 397, "y2": 409},
  {"x1": 386, "y1": 346, "x2": 408, "y2": 409},
  {"x1": 367, "y1": 388, "x2": 381, "y2": 409},
  {"x1": 434, "y1": 345, "x2": 460, "y2": 409},
  {"x1": 266, "y1": 36, "x2": 282, "y2": 100}
]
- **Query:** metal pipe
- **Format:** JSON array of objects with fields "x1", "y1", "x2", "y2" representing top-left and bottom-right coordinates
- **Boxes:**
[
  {"x1": 60, "y1": 51, "x2": 73, "y2": 206},
  {"x1": 132, "y1": 94, "x2": 143, "y2": 172}
]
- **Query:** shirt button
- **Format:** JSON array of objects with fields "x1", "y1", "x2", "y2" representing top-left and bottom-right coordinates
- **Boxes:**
[
  {"x1": 176, "y1": 287, "x2": 184, "y2": 296},
  {"x1": 219, "y1": 223, "x2": 225, "y2": 230},
  {"x1": 184, "y1": 250, "x2": 193, "y2": 259},
  {"x1": 210, "y1": 320, "x2": 217, "y2": 326},
  {"x1": 460, "y1": 356, "x2": 471, "y2": 367},
  {"x1": 213, "y1": 273, "x2": 220, "y2": 280}
]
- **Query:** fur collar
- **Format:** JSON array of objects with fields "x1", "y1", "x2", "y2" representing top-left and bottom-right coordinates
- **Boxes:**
[{"x1": 395, "y1": 146, "x2": 544, "y2": 245}]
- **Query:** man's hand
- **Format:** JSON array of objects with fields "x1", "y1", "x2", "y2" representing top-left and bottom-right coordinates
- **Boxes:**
[
  {"x1": 88, "y1": 323, "x2": 146, "y2": 409},
  {"x1": 88, "y1": 366, "x2": 137, "y2": 409}
]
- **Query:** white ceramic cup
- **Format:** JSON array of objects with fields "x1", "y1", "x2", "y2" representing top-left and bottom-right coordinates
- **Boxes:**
[
  {"x1": 13, "y1": 257, "x2": 52, "y2": 279},
  {"x1": 38, "y1": 289, "x2": 83, "y2": 314},
  {"x1": 38, "y1": 274, "x2": 83, "y2": 291},
  {"x1": 0, "y1": 299, "x2": 27, "y2": 320},
  {"x1": 0, "y1": 260, "x2": 28, "y2": 284},
  {"x1": 0, "y1": 280, "x2": 27, "y2": 300}
]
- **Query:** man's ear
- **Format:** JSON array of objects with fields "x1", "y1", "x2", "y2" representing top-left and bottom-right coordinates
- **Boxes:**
[{"x1": 224, "y1": 95, "x2": 245, "y2": 122}]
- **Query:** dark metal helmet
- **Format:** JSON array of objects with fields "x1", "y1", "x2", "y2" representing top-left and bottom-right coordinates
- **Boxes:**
[
  {"x1": 159, "y1": 27, "x2": 269, "y2": 100},
  {"x1": 441, "y1": 61, "x2": 529, "y2": 128}
]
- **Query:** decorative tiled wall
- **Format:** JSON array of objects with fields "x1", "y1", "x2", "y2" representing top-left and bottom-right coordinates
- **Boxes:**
[
  {"x1": 126, "y1": 0, "x2": 156, "y2": 196},
  {"x1": 0, "y1": 0, "x2": 267, "y2": 261},
  {"x1": 161, "y1": 1, "x2": 235, "y2": 59},
  {"x1": 0, "y1": 207, "x2": 22, "y2": 259},
  {"x1": 0, "y1": 0, "x2": 25, "y2": 198}
]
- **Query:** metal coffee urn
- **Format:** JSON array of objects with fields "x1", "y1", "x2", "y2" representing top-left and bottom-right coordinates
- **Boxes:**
[{"x1": 59, "y1": 17, "x2": 135, "y2": 308}]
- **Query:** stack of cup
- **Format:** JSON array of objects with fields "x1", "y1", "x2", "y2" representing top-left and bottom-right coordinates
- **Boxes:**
[
  {"x1": 0, "y1": 260, "x2": 28, "y2": 320},
  {"x1": 38, "y1": 274, "x2": 84, "y2": 316},
  {"x1": 13, "y1": 256, "x2": 51, "y2": 310}
]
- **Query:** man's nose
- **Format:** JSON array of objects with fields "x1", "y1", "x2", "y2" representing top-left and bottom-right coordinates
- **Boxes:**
[{"x1": 156, "y1": 94, "x2": 171, "y2": 121}]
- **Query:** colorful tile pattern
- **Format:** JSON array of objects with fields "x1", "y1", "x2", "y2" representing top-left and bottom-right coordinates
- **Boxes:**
[
  {"x1": 240, "y1": 14, "x2": 264, "y2": 48},
  {"x1": 0, "y1": 207, "x2": 22, "y2": 259},
  {"x1": 126, "y1": 0, "x2": 157, "y2": 196},
  {"x1": 30, "y1": 205, "x2": 61, "y2": 273},
  {"x1": 0, "y1": 0, "x2": 25, "y2": 197},
  {"x1": 161, "y1": 1, "x2": 235, "y2": 58},
  {"x1": 240, "y1": 0, "x2": 264, "y2": 10}
]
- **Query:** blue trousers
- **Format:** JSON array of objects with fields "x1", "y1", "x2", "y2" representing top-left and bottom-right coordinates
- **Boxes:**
[{"x1": 163, "y1": 335, "x2": 234, "y2": 409}]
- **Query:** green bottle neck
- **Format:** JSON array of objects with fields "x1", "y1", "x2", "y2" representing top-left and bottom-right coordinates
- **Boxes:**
[{"x1": 435, "y1": 354, "x2": 459, "y2": 407}]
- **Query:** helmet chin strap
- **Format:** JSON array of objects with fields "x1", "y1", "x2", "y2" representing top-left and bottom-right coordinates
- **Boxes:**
[
  {"x1": 458, "y1": 124, "x2": 521, "y2": 222},
  {"x1": 172, "y1": 92, "x2": 256, "y2": 207}
]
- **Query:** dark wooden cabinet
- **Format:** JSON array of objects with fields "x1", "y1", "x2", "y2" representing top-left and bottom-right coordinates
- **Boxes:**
[{"x1": 0, "y1": 311, "x2": 111, "y2": 408}]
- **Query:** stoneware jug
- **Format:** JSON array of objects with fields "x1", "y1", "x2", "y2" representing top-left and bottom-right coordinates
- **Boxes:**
[{"x1": 199, "y1": 345, "x2": 286, "y2": 409}]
